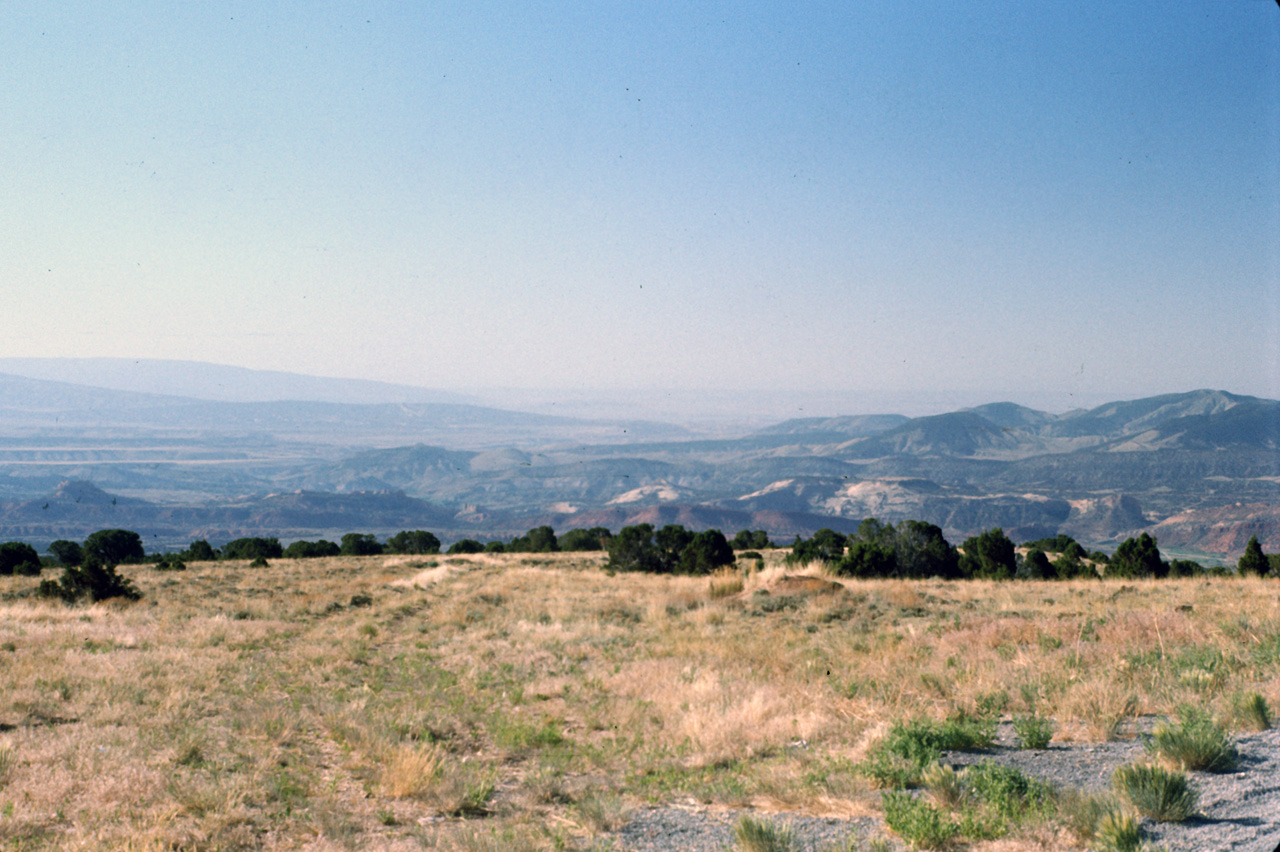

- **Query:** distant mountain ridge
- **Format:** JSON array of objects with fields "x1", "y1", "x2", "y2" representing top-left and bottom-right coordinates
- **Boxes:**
[
  {"x1": 0, "y1": 372, "x2": 691, "y2": 447},
  {"x1": 0, "y1": 358, "x2": 471, "y2": 404},
  {"x1": 0, "y1": 386, "x2": 1274, "y2": 557}
]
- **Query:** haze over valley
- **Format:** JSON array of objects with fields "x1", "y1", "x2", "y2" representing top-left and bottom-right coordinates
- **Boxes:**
[{"x1": 0, "y1": 360, "x2": 1273, "y2": 561}]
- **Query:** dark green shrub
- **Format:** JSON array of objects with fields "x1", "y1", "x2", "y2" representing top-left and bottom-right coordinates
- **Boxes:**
[
  {"x1": 1238, "y1": 535, "x2": 1269, "y2": 577},
  {"x1": 283, "y1": 539, "x2": 340, "y2": 559},
  {"x1": 677, "y1": 529, "x2": 735, "y2": 575},
  {"x1": 47, "y1": 539, "x2": 84, "y2": 566},
  {"x1": 958, "y1": 528, "x2": 1017, "y2": 580},
  {"x1": 83, "y1": 529, "x2": 145, "y2": 564},
  {"x1": 837, "y1": 539, "x2": 896, "y2": 577},
  {"x1": 385, "y1": 530, "x2": 441, "y2": 555},
  {"x1": 1016, "y1": 548, "x2": 1054, "y2": 580},
  {"x1": 0, "y1": 542, "x2": 42, "y2": 576},
  {"x1": 222, "y1": 537, "x2": 283, "y2": 560},
  {"x1": 604, "y1": 524, "x2": 662, "y2": 572},
  {"x1": 155, "y1": 554, "x2": 187, "y2": 571},
  {"x1": 248, "y1": 556, "x2": 269, "y2": 568},
  {"x1": 40, "y1": 555, "x2": 141, "y2": 603},
  {"x1": 184, "y1": 539, "x2": 218, "y2": 561},
  {"x1": 558, "y1": 527, "x2": 611, "y2": 551},
  {"x1": 1167, "y1": 558, "x2": 1204, "y2": 577},
  {"x1": 506, "y1": 525, "x2": 558, "y2": 553},
  {"x1": 340, "y1": 533, "x2": 383, "y2": 556},
  {"x1": 447, "y1": 539, "x2": 485, "y2": 555},
  {"x1": 834, "y1": 518, "x2": 959, "y2": 579},
  {"x1": 655, "y1": 525, "x2": 694, "y2": 571},
  {"x1": 732, "y1": 529, "x2": 772, "y2": 550},
  {"x1": 483, "y1": 540, "x2": 506, "y2": 553},
  {"x1": 786, "y1": 528, "x2": 847, "y2": 566},
  {"x1": 1108, "y1": 533, "x2": 1167, "y2": 579},
  {"x1": 1022, "y1": 534, "x2": 1083, "y2": 554}
]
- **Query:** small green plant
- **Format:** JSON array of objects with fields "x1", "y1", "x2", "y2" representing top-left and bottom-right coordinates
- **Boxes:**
[
  {"x1": 1146, "y1": 705, "x2": 1238, "y2": 772},
  {"x1": 249, "y1": 555, "x2": 269, "y2": 568},
  {"x1": 732, "y1": 814, "x2": 797, "y2": 852},
  {"x1": 882, "y1": 791, "x2": 958, "y2": 849},
  {"x1": 1113, "y1": 763, "x2": 1198, "y2": 822},
  {"x1": 936, "y1": 712, "x2": 997, "y2": 750},
  {"x1": 924, "y1": 761, "x2": 1057, "y2": 841},
  {"x1": 1227, "y1": 691, "x2": 1272, "y2": 732},
  {"x1": 1012, "y1": 712, "x2": 1055, "y2": 749},
  {"x1": 962, "y1": 761, "x2": 1054, "y2": 822},
  {"x1": 860, "y1": 715, "x2": 996, "y2": 788}
]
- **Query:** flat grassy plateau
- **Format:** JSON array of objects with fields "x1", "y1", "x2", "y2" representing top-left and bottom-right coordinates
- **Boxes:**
[{"x1": 0, "y1": 551, "x2": 1277, "y2": 851}]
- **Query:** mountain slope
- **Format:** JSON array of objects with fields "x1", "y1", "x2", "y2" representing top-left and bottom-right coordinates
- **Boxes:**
[{"x1": 0, "y1": 358, "x2": 470, "y2": 404}]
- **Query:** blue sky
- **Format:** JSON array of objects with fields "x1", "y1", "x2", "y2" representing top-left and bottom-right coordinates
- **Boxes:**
[{"x1": 2, "y1": 2, "x2": 1277, "y2": 416}]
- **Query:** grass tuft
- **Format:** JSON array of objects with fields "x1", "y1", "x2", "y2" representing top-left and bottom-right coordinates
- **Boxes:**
[
  {"x1": 381, "y1": 743, "x2": 443, "y2": 798},
  {"x1": 1113, "y1": 762, "x2": 1198, "y2": 822},
  {"x1": 1227, "y1": 690, "x2": 1272, "y2": 732},
  {"x1": 733, "y1": 813, "x2": 797, "y2": 852},
  {"x1": 1055, "y1": 789, "x2": 1123, "y2": 845},
  {"x1": 921, "y1": 763, "x2": 965, "y2": 809},
  {"x1": 1146, "y1": 705, "x2": 1239, "y2": 772},
  {"x1": 1094, "y1": 808, "x2": 1143, "y2": 852}
]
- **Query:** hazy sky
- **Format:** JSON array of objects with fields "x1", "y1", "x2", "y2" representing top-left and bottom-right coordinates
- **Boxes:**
[{"x1": 3, "y1": 2, "x2": 1277, "y2": 415}]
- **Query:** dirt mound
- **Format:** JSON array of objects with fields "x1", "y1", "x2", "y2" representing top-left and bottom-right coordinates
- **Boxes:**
[{"x1": 751, "y1": 574, "x2": 844, "y2": 598}]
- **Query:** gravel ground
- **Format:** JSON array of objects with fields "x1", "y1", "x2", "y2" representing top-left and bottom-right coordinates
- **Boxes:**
[
  {"x1": 605, "y1": 723, "x2": 1280, "y2": 852},
  {"x1": 613, "y1": 806, "x2": 889, "y2": 852}
]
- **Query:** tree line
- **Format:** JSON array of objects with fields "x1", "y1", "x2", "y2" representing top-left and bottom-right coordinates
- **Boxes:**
[
  {"x1": 784, "y1": 522, "x2": 1277, "y2": 580},
  {"x1": 1, "y1": 523, "x2": 1273, "y2": 593}
]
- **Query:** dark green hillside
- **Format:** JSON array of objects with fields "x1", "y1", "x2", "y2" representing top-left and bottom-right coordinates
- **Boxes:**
[
  {"x1": 1046, "y1": 390, "x2": 1261, "y2": 439},
  {"x1": 751, "y1": 413, "x2": 909, "y2": 438},
  {"x1": 839, "y1": 411, "x2": 1033, "y2": 458},
  {"x1": 1135, "y1": 399, "x2": 1280, "y2": 450},
  {"x1": 960, "y1": 402, "x2": 1055, "y2": 430}
]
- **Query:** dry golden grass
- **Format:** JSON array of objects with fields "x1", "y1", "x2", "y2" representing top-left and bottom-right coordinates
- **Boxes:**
[{"x1": 0, "y1": 552, "x2": 1276, "y2": 850}]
